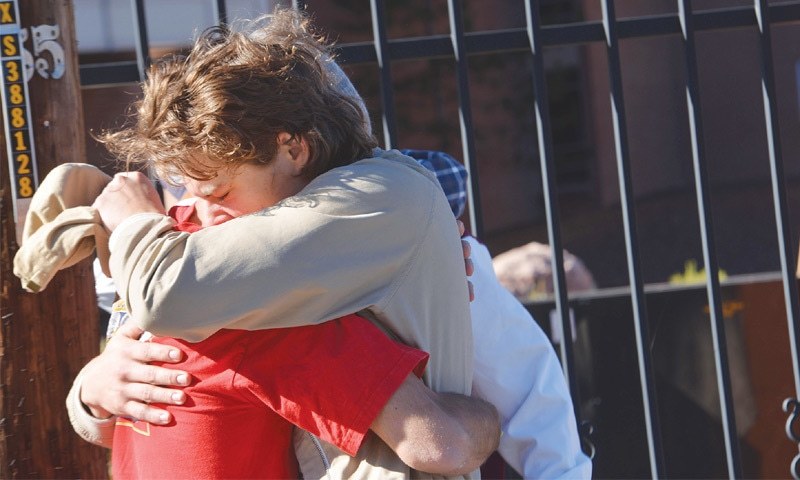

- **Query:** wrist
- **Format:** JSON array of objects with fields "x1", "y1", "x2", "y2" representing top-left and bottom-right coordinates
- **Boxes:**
[
  {"x1": 78, "y1": 378, "x2": 113, "y2": 420},
  {"x1": 83, "y1": 402, "x2": 112, "y2": 420}
]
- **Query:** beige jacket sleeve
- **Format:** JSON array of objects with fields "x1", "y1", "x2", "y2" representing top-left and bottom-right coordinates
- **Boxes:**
[
  {"x1": 110, "y1": 151, "x2": 439, "y2": 341},
  {"x1": 13, "y1": 163, "x2": 111, "y2": 292}
]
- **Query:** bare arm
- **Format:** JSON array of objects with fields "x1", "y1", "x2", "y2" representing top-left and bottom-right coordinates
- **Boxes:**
[
  {"x1": 72, "y1": 321, "x2": 498, "y2": 476},
  {"x1": 370, "y1": 374, "x2": 500, "y2": 476}
]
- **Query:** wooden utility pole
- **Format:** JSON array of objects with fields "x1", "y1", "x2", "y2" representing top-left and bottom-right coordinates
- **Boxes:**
[{"x1": 0, "y1": 1, "x2": 108, "y2": 477}]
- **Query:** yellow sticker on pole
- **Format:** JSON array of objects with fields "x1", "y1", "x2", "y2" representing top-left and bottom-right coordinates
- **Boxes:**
[{"x1": 0, "y1": 0, "x2": 38, "y2": 233}]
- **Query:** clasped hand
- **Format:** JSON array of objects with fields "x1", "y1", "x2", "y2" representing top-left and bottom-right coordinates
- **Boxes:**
[
  {"x1": 92, "y1": 172, "x2": 166, "y2": 232},
  {"x1": 79, "y1": 323, "x2": 191, "y2": 425}
]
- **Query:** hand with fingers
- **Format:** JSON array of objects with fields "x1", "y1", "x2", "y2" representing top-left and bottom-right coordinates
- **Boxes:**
[
  {"x1": 92, "y1": 171, "x2": 166, "y2": 232},
  {"x1": 79, "y1": 322, "x2": 191, "y2": 425},
  {"x1": 457, "y1": 219, "x2": 475, "y2": 302}
]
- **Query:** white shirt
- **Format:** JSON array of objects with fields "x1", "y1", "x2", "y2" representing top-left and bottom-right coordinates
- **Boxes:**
[{"x1": 467, "y1": 236, "x2": 592, "y2": 479}]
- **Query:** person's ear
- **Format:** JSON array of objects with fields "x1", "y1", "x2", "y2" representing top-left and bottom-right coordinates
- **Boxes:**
[{"x1": 277, "y1": 132, "x2": 309, "y2": 176}]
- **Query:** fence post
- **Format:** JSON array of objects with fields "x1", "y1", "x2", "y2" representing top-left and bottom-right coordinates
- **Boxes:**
[{"x1": 0, "y1": 0, "x2": 107, "y2": 477}]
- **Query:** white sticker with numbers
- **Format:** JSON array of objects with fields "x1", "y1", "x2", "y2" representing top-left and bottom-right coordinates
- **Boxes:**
[{"x1": 0, "y1": 0, "x2": 38, "y2": 232}]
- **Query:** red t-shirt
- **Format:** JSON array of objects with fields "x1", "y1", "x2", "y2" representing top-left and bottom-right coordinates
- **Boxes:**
[{"x1": 111, "y1": 203, "x2": 429, "y2": 479}]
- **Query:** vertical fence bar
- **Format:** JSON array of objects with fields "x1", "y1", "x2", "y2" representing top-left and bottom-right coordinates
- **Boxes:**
[
  {"x1": 213, "y1": 0, "x2": 227, "y2": 25},
  {"x1": 522, "y1": 0, "x2": 583, "y2": 434},
  {"x1": 752, "y1": 2, "x2": 800, "y2": 478},
  {"x1": 445, "y1": 0, "x2": 483, "y2": 238},
  {"x1": 130, "y1": 0, "x2": 150, "y2": 81},
  {"x1": 677, "y1": 2, "x2": 742, "y2": 478},
  {"x1": 292, "y1": 1, "x2": 306, "y2": 12},
  {"x1": 599, "y1": 0, "x2": 664, "y2": 476},
  {"x1": 369, "y1": 0, "x2": 398, "y2": 148}
]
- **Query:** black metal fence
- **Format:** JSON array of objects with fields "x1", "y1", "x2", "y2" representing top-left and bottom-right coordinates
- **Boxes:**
[{"x1": 77, "y1": 1, "x2": 800, "y2": 478}]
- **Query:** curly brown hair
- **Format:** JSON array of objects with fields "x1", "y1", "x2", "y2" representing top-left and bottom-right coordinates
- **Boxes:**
[{"x1": 99, "y1": 8, "x2": 376, "y2": 181}]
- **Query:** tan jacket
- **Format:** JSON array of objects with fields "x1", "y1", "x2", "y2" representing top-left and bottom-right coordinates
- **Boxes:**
[{"x1": 13, "y1": 162, "x2": 111, "y2": 292}]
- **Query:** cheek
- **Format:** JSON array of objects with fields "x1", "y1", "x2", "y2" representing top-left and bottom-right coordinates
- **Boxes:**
[
  {"x1": 239, "y1": 195, "x2": 274, "y2": 214},
  {"x1": 238, "y1": 188, "x2": 278, "y2": 214}
]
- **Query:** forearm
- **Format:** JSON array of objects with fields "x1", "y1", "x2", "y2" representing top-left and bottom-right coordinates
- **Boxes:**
[
  {"x1": 372, "y1": 374, "x2": 500, "y2": 476},
  {"x1": 433, "y1": 392, "x2": 501, "y2": 473},
  {"x1": 109, "y1": 207, "x2": 406, "y2": 342}
]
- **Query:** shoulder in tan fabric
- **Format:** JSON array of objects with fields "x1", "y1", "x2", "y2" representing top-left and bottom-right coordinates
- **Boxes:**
[{"x1": 13, "y1": 163, "x2": 112, "y2": 293}]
